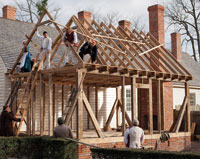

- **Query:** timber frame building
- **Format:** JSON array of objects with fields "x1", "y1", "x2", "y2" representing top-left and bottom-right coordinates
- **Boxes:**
[{"x1": 2, "y1": 4, "x2": 192, "y2": 154}]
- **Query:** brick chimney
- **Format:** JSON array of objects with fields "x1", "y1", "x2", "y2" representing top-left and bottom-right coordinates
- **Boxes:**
[
  {"x1": 3, "y1": 5, "x2": 17, "y2": 20},
  {"x1": 171, "y1": 32, "x2": 181, "y2": 61},
  {"x1": 148, "y1": 4, "x2": 165, "y2": 46},
  {"x1": 78, "y1": 11, "x2": 92, "y2": 26},
  {"x1": 118, "y1": 20, "x2": 131, "y2": 30}
]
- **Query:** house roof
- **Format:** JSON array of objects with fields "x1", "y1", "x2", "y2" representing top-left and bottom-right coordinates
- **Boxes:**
[
  {"x1": 179, "y1": 52, "x2": 200, "y2": 86},
  {"x1": 0, "y1": 13, "x2": 195, "y2": 83},
  {"x1": 0, "y1": 17, "x2": 63, "y2": 70}
]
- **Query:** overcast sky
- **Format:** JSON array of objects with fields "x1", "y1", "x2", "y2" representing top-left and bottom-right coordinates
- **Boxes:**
[{"x1": 0, "y1": 0, "x2": 176, "y2": 50}]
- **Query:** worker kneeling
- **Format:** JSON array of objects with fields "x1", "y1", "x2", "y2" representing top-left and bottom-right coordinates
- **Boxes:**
[
  {"x1": 79, "y1": 40, "x2": 97, "y2": 63},
  {"x1": 53, "y1": 117, "x2": 73, "y2": 139}
]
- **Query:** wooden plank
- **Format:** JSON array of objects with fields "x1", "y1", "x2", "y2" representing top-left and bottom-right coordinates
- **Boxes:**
[
  {"x1": 157, "y1": 80, "x2": 161, "y2": 133},
  {"x1": 48, "y1": 74, "x2": 53, "y2": 136},
  {"x1": 50, "y1": 39, "x2": 62, "y2": 61},
  {"x1": 87, "y1": 86, "x2": 90, "y2": 130},
  {"x1": 121, "y1": 76, "x2": 125, "y2": 135},
  {"x1": 77, "y1": 70, "x2": 83, "y2": 139},
  {"x1": 185, "y1": 82, "x2": 191, "y2": 132},
  {"x1": 131, "y1": 77, "x2": 137, "y2": 121},
  {"x1": 161, "y1": 81, "x2": 165, "y2": 130},
  {"x1": 32, "y1": 86, "x2": 36, "y2": 135},
  {"x1": 174, "y1": 97, "x2": 188, "y2": 133},
  {"x1": 148, "y1": 79, "x2": 153, "y2": 134},
  {"x1": 43, "y1": 84, "x2": 46, "y2": 131},
  {"x1": 82, "y1": 92, "x2": 104, "y2": 138},
  {"x1": 10, "y1": 10, "x2": 46, "y2": 74},
  {"x1": 40, "y1": 74, "x2": 44, "y2": 136},
  {"x1": 62, "y1": 85, "x2": 64, "y2": 115},
  {"x1": 53, "y1": 84, "x2": 56, "y2": 129},
  {"x1": 95, "y1": 86, "x2": 98, "y2": 120}
]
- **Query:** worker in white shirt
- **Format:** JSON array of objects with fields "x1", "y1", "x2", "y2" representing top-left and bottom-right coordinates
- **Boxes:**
[
  {"x1": 36, "y1": 30, "x2": 52, "y2": 69},
  {"x1": 62, "y1": 28, "x2": 78, "y2": 65},
  {"x1": 125, "y1": 119, "x2": 144, "y2": 148}
]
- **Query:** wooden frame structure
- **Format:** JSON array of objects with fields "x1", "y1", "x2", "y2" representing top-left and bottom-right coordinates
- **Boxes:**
[{"x1": 8, "y1": 9, "x2": 192, "y2": 139}]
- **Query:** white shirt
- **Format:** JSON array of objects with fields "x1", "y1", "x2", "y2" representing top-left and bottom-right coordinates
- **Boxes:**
[
  {"x1": 129, "y1": 126, "x2": 144, "y2": 148},
  {"x1": 124, "y1": 128, "x2": 130, "y2": 145},
  {"x1": 36, "y1": 31, "x2": 52, "y2": 51}
]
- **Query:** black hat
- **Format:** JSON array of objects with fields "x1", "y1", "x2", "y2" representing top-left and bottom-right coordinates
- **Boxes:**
[{"x1": 43, "y1": 31, "x2": 48, "y2": 35}]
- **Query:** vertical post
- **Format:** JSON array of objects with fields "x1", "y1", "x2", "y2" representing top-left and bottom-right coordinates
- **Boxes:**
[
  {"x1": 185, "y1": 82, "x2": 191, "y2": 132},
  {"x1": 40, "y1": 74, "x2": 44, "y2": 136},
  {"x1": 53, "y1": 84, "x2": 56, "y2": 129},
  {"x1": 62, "y1": 85, "x2": 64, "y2": 115},
  {"x1": 131, "y1": 77, "x2": 137, "y2": 121},
  {"x1": 157, "y1": 80, "x2": 161, "y2": 133},
  {"x1": 149, "y1": 79, "x2": 153, "y2": 134},
  {"x1": 32, "y1": 87, "x2": 36, "y2": 135},
  {"x1": 160, "y1": 81, "x2": 165, "y2": 130},
  {"x1": 77, "y1": 70, "x2": 83, "y2": 139},
  {"x1": 95, "y1": 86, "x2": 98, "y2": 120},
  {"x1": 48, "y1": 74, "x2": 53, "y2": 136},
  {"x1": 87, "y1": 86, "x2": 90, "y2": 130},
  {"x1": 43, "y1": 84, "x2": 46, "y2": 131},
  {"x1": 116, "y1": 87, "x2": 120, "y2": 128},
  {"x1": 121, "y1": 76, "x2": 125, "y2": 135}
]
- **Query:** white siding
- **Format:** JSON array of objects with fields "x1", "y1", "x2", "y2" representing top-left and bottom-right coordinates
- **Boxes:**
[
  {"x1": 0, "y1": 56, "x2": 8, "y2": 112},
  {"x1": 173, "y1": 86, "x2": 200, "y2": 108}
]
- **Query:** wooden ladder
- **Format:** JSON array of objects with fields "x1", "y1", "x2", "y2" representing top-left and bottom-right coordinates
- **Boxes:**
[
  {"x1": 13, "y1": 53, "x2": 45, "y2": 136},
  {"x1": 5, "y1": 78, "x2": 23, "y2": 107}
]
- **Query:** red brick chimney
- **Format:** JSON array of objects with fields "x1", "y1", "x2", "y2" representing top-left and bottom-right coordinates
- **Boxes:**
[
  {"x1": 118, "y1": 20, "x2": 131, "y2": 30},
  {"x1": 148, "y1": 4, "x2": 165, "y2": 46},
  {"x1": 3, "y1": 5, "x2": 17, "y2": 20},
  {"x1": 78, "y1": 11, "x2": 92, "y2": 26},
  {"x1": 171, "y1": 32, "x2": 181, "y2": 61}
]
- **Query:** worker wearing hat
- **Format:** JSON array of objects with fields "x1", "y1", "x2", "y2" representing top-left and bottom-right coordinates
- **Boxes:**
[
  {"x1": 79, "y1": 39, "x2": 98, "y2": 63},
  {"x1": 53, "y1": 117, "x2": 73, "y2": 138}
]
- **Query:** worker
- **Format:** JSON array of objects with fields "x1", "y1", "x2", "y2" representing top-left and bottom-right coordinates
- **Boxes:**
[
  {"x1": 79, "y1": 40, "x2": 97, "y2": 63},
  {"x1": 124, "y1": 124, "x2": 131, "y2": 148},
  {"x1": 127, "y1": 119, "x2": 144, "y2": 148},
  {"x1": 53, "y1": 117, "x2": 73, "y2": 139},
  {"x1": 0, "y1": 105, "x2": 21, "y2": 136},
  {"x1": 62, "y1": 28, "x2": 78, "y2": 65},
  {"x1": 36, "y1": 30, "x2": 52, "y2": 69},
  {"x1": 19, "y1": 40, "x2": 31, "y2": 72}
]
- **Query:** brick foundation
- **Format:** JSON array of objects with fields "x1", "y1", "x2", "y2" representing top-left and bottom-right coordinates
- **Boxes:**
[{"x1": 78, "y1": 135, "x2": 191, "y2": 159}]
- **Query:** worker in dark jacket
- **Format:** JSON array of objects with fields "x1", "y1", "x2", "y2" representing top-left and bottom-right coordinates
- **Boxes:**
[
  {"x1": 0, "y1": 105, "x2": 21, "y2": 136},
  {"x1": 79, "y1": 40, "x2": 97, "y2": 63}
]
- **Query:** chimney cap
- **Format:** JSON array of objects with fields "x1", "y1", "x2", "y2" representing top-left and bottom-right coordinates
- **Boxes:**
[
  {"x1": 78, "y1": 11, "x2": 92, "y2": 17},
  {"x1": 3, "y1": 5, "x2": 17, "y2": 10},
  {"x1": 148, "y1": 4, "x2": 165, "y2": 12}
]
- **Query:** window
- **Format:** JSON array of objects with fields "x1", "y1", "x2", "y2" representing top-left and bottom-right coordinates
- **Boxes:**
[
  {"x1": 190, "y1": 93, "x2": 196, "y2": 106},
  {"x1": 126, "y1": 89, "x2": 131, "y2": 111}
]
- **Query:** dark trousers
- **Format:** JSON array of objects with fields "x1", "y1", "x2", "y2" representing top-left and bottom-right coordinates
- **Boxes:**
[{"x1": 79, "y1": 51, "x2": 97, "y2": 63}]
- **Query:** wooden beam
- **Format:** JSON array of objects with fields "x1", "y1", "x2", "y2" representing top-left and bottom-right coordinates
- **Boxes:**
[
  {"x1": 157, "y1": 80, "x2": 161, "y2": 133},
  {"x1": 53, "y1": 84, "x2": 56, "y2": 129},
  {"x1": 62, "y1": 85, "x2": 64, "y2": 115},
  {"x1": 121, "y1": 76, "x2": 125, "y2": 135},
  {"x1": 32, "y1": 86, "x2": 36, "y2": 135},
  {"x1": 48, "y1": 74, "x2": 53, "y2": 136},
  {"x1": 131, "y1": 77, "x2": 137, "y2": 121},
  {"x1": 161, "y1": 81, "x2": 165, "y2": 130},
  {"x1": 87, "y1": 86, "x2": 90, "y2": 130},
  {"x1": 82, "y1": 92, "x2": 104, "y2": 138},
  {"x1": 43, "y1": 84, "x2": 46, "y2": 131},
  {"x1": 95, "y1": 86, "x2": 98, "y2": 120},
  {"x1": 40, "y1": 74, "x2": 44, "y2": 136},
  {"x1": 185, "y1": 82, "x2": 191, "y2": 132},
  {"x1": 148, "y1": 79, "x2": 153, "y2": 134},
  {"x1": 77, "y1": 70, "x2": 83, "y2": 139}
]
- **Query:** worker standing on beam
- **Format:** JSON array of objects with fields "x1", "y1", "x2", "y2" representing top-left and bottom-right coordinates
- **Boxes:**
[
  {"x1": 36, "y1": 29, "x2": 52, "y2": 70},
  {"x1": 62, "y1": 28, "x2": 78, "y2": 65}
]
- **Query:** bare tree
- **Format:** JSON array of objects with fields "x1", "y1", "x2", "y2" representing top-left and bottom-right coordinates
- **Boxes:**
[
  {"x1": 165, "y1": 0, "x2": 200, "y2": 62},
  {"x1": 129, "y1": 16, "x2": 147, "y2": 32},
  {"x1": 13, "y1": 0, "x2": 61, "y2": 23}
]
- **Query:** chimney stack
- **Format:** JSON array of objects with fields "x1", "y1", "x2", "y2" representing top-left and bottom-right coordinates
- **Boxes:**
[
  {"x1": 78, "y1": 11, "x2": 92, "y2": 26},
  {"x1": 148, "y1": 4, "x2": 165, "y2": 46},
  {"x1": 3, "y1": 5, "x2": 17, "y2": 20},
  {"x1": 171, "y1": 32, "x2": 181, "y2": 61},
  {"x1": 118, "y1": 20, "x2": 131, "y2": 30}
]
